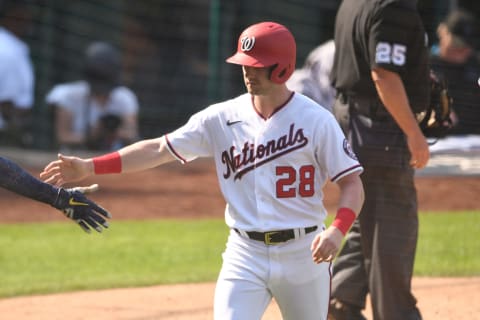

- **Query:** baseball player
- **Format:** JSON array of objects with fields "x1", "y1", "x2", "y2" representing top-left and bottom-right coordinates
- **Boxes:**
[
  {"x1": 40, "y1": 22, "x2": 364, "y2": 320},
  {"x1": 0, "y1": 156, "x2": 110, "y2": 233}
]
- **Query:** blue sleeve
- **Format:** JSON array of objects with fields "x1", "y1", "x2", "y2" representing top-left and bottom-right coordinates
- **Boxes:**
[{"x1": 0, "y1": 156, "x2": 59, "y2": 206}]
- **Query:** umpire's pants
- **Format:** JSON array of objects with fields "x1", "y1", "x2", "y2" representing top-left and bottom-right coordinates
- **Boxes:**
[{"x1": 331, "y1": 165, "x2": 422, "y2": 320}]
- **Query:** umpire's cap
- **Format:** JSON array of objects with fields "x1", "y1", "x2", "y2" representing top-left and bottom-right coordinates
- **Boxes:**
[
  {"x1": 84, "y1": 41, "x2": 121, "y2": 95},
  {"x1": 226, "y1": 21, "x2": 296, "y2": 84}
]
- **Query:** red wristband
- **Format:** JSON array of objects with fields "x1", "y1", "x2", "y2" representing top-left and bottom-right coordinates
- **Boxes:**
[
  {"x1": 331, "y1": 207, "x2": 356, "y2": 235},
  {"x1": 93, "y1": 152, "x2": 122, "y2": 174}
]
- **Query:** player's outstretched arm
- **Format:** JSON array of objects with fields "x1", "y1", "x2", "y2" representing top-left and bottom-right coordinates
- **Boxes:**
[
  {"x1": 40, "y1": 137, "x2": 175, "y2": 186},
  {"x1": 0, "y1": 156, "x2": 111, "y2": 232},
  {"x1": 311, "y1": 172, "x2": 364, "y2": 263}
]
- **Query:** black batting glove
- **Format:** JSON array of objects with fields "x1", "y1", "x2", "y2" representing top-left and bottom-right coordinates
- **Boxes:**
[{"x1": 52, "y1": 184, "x2": 112, "y2": 233}]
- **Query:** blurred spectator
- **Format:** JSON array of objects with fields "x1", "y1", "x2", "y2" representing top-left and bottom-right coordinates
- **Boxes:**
[
  {"x1": 286, "y1": 40, "x2": 336, "y2": 112},
  {"x1": 0, "y1": 0, "x2": 35, "y2": 147},
  {"x1": 46, "y1": 41, "x2": 139, "y2": 151},
  {"x1": 430, "y1": 9, "x2": 480, "y2": 135}
]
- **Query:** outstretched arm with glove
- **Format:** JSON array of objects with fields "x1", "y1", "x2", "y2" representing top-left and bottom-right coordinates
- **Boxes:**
[{"x1": 0, "y1": 156, "x2": 111, "y2": 233}]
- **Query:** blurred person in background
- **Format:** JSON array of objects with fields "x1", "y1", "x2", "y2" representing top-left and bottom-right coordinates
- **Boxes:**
[
  {"x1": 0, "y1": 0, "x2": 35, "y2": 147},
  {"x1": 46, "y1": 41, "x2": 139, "y2": 152},
  {"x1": 286, "y1": 39, "x2": 336, "y2": 113},
  {"x1": 430, "y1": 9, "x2": 480, "y2": 135}
]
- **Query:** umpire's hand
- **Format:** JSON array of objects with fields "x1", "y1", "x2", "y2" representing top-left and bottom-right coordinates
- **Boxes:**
[{"x1": 52, "y1": 184, "x2": 112, "y2": 233}]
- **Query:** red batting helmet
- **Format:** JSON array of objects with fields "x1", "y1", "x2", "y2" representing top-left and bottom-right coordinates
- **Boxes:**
[{"x1": 226, "y1": 21, "x2": 296, "y2": 84}]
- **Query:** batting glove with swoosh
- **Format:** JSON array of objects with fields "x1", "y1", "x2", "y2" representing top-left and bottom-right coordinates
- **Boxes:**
[{"x1": 52, "y1": 184, "x2": 112, "y2": 233}]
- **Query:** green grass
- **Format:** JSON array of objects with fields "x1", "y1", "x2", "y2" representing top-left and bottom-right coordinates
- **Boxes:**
[
  {"x1": 415, "y1": 211, "x2": 480, "y2": 276},
  {"x1": 0, "y1": 219, "x2": 227, "y2": 298},
  {"x1": 0, "y1": 212, "x2": 478, "y2": 298}
]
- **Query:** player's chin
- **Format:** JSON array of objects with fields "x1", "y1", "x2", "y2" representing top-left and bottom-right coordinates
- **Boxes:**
[{"x1": 245, "y1": 84, "x2": 262, "y2": 95}]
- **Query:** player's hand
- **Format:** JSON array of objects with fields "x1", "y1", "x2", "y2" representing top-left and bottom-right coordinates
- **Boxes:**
[
  {"x1": 310, "y1": 226, "x2": 344, "y2": 264},
  {"x1": 52, "y1": 184, "x2": 111, "y2": 233},
  {"x1": 40, "y1": 154, "x2": 92, "y2": 186}
]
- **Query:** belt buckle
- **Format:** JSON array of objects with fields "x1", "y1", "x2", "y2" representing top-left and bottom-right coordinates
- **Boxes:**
[{"x1": 264, "y1": 231, "x2": 281, "y2": 245}]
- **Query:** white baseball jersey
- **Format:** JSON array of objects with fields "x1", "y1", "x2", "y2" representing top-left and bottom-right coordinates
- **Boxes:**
[{"x1": 166, "y1": 92, "x2": 363, "y2": 231}]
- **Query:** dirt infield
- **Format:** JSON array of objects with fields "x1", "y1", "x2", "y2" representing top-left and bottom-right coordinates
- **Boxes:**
[
  {"x1": 0, "y1": 277, "x2": 479, "y2": 320},
  {"x1": 1, "y1": 159, "x2": 479, "y2": 319}
]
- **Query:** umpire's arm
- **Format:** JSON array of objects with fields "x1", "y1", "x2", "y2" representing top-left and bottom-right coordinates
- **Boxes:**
[{"x1": 371, "y1": 67, "x2": 430, "y2": 169}]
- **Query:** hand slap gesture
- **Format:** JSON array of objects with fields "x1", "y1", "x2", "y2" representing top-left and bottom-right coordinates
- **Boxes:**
[
  {"x1": 41, "y1": 154, "x2": 92, "y2": 186},
  {"x1": 52, "y1": 184, "x2": 112, "y2": 233}
]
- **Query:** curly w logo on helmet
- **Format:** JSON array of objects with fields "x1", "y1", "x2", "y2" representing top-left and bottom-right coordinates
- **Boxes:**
[
  {"x1": 240, "y1": 36, "x2": 256, "y2": 51},
  {"x1": 226, "y1": 22, "x2": 296, "y2": 84}
]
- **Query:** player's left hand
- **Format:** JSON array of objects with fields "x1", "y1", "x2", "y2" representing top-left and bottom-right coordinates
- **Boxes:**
[
  {"x1": 310, "y1": 226, "x2": 344, "y2": 264},
  {"x1": 52, "y1": 184, "x2": 112, "y2": 233}
]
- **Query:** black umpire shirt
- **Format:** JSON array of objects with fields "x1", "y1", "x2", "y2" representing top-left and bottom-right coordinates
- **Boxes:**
[{"x1": 331, "y1": 0, "x2": 430, "y2": 114}]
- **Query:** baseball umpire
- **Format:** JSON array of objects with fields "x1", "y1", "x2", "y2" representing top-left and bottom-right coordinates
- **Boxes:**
[
  {"x1": 328, "y1": 0, "x2": 430, "y2": 319},
  {"x1": 40, "y1": 21, "x2": 364, "y2": 319},
  {"x1": 0, "y1": 156, "x2": 110, "y2": 233}
]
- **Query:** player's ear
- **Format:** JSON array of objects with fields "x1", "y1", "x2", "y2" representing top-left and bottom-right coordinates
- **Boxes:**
[{"x1": 268, "y1": 65, "x2": 277, "y2": 81}]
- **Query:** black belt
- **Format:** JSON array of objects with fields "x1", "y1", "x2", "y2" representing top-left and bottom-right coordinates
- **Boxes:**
[
  {"x1": 234, "y1": 226, "x2": 318, "y2": 245},
  {"x1": 338, "y1": 93, "x2": 425, "y2": 122}
]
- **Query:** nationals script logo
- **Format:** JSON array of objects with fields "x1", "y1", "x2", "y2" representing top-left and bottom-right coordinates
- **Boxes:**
[{"x1": 221, "y1": 123, "x2": 308, "y2": 180}]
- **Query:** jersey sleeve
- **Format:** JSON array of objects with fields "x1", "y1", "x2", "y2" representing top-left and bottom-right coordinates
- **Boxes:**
[
  {"x1": 316, "y1": 114, "x2": 363, "y2": 182},
  {"x1": 368, "y1": 4, "x2": 418, "y2": 74},
  {"x1": 165, "y1": 109, "x2": 214, "y2": 163}
]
